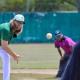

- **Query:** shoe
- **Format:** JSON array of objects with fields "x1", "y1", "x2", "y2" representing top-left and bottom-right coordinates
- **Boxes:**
[{"x1": 56, "y1": 74, "x2": 61, "y2": 78}]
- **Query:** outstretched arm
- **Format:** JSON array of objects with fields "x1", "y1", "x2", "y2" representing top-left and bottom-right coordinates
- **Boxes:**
[
  {"x1": 1, "y1": 40, "x2": 20, "y2": 64},
  {"x1": 57, "y1": 47, "x2": 63, "y2": 58}
]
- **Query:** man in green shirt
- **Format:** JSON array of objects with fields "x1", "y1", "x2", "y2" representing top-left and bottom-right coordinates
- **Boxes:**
[{"x1": 0, "y1": 14, "x2": 25, "y2": 80}]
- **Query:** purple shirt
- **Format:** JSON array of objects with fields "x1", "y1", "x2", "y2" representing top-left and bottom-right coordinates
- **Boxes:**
[{"x1": 54, "y1": 36, "x2": 76, "y2": 55}]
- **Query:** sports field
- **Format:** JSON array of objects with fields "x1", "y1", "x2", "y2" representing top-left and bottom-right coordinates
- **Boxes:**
[{"x1": 0, "y1": 44, "x2": 60, "y2": 80}]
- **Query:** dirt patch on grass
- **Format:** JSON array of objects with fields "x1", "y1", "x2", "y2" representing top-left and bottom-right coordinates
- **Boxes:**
[{"x1": 0, "y1": 69, "x2": 57, "y2": 75}]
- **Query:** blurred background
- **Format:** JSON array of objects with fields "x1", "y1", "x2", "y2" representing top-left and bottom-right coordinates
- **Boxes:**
[
  {"x1": 0, "y1": 0, "x2": 80, "y2": 43},
  {"x1": 0, "y1": 0, "x2": 79, "y2": 12},
  {"x1": 0, "y1": 0, "x2": 80, "y2": 80}
]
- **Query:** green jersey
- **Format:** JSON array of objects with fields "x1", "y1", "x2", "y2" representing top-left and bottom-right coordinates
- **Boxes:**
[{"x1": 0, "y1": 22, "x2": 13, "y2": 45}]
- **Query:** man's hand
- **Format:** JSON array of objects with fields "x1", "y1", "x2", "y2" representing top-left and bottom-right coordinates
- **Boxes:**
[
  {"x1": 13, "y1": 54, "x2": 20, "y2": 64},
  {"x1": 61, "y1": 56, "x2": 64, "y2": 61}
]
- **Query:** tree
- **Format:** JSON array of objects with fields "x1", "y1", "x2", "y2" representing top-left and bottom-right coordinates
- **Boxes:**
[
  {"x1": 5, "y1": 0, "x2": 26, "y2": 12},
  {"x1": 76, "y1": 0, "x2": 80, "y2": 11},
  {"x1": 0, "y1": 0, "x2": 78, "y2": 12},
  {"x1": 34, "y1": 0, "x2": 77, "y2": 11}
]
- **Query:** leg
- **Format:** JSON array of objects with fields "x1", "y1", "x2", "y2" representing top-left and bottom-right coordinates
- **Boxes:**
[
  {"x1": 56, "y1": 54, "x2": 69, "y2": 77},
  {"x1": 0, "y1": 48, "x2": 10, "y2": 80},
  {"x1": 3, "y1": 53, "x2": 10, "y2": 80},
  {"x1": 56, "y1": 59, "x2": 64, "y2": 77}
]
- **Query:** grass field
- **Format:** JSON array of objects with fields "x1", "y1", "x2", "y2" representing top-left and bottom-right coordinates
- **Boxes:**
[
  {"x1": 0, "y1": 44, "x2": 60, "y2": 80},
  {"x1": 10, "y1": 44, "x2": 60, "y2": 69}
]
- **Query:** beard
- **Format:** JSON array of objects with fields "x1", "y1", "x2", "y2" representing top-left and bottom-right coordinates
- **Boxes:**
[
  {"x1": 11, "y1": 23, "x2": 22, "y2": 34},
  {"x1": 12, "y1": 28, "x2": 21, "y2": 38}
]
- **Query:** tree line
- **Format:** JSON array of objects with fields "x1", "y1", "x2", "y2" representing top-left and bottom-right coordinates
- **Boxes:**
[{"x1": 0, "y1": 0, "x2": 79, "y2": 12}]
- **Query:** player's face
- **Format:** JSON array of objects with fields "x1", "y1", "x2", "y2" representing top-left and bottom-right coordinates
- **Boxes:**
[
  {"x1": 12, "y1": 20, "x2": 24, "y2": 34},
  {"x1": 55, "y1": 35, "x2": 62, "y2": 41},
  {"x1": 15, "y1": 20, "x2": 23, "y2": 30}
]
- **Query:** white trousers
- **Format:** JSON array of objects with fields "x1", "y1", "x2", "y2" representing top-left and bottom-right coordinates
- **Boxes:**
[{"x1": 0, "y1": 47, "x2": 10, "y2": 80}]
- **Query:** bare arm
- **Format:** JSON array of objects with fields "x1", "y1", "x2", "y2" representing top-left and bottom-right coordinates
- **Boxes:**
[
  {"x1": 1, "y1": 40, "x2": 20, "y2": 64},
  {"x1": 57, "y1": 47, "x2": 63, "y2": 58}
]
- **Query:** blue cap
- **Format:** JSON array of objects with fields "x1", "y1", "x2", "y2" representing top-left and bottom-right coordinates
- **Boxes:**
[
  {"x1": 55, "y1": 30, "x2": 61, "y2": 35},
  {"x1": 54, "y1": 30, "x2": 63, "y2": 39}
]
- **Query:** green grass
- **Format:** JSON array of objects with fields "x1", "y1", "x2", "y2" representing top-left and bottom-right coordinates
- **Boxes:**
[
  {"x1": 0, "y1": 44, "x2": 60, "y2": 80},
  {"x1": 0, "y1": 44, "x2": 60, "y2": 69}
]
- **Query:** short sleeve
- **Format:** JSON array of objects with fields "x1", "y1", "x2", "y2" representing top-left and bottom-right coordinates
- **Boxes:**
[
  {"x1": 65, "y1": 38, "x2": 73, "y2": 47},
  {"x1": 0, "y1": 28, "x2": 9, "y2": 41},
  {"x1": 54, "y1": 41, "x2": 60, "y2": 48}
]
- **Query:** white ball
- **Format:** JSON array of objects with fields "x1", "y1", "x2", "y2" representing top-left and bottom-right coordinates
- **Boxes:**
[{"x1": 46, "y1": 33, "x2": 52, "y2": 39}]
